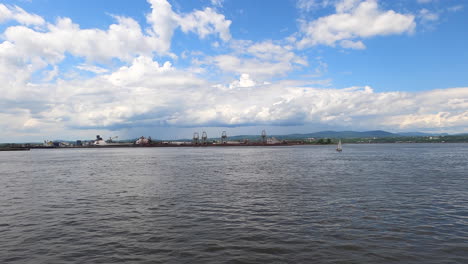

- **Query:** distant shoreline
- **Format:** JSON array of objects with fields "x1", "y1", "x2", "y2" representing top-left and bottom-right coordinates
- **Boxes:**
[
  {"x1": 2, "y1": 131, "x2": 468, "y2": 151},
  {"x1": 2, "y1": 141, "x2": 468, "y2": 151}
]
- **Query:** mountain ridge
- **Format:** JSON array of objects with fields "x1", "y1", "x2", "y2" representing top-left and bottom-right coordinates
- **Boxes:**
[{"x1": 201, "y1": 130, "x2": 451, "y2": 141}]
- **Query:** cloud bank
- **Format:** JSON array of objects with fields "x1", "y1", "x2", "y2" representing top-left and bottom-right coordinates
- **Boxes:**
[{"x1": 2, "y1": 55, "x2": 467, "y2": 139}]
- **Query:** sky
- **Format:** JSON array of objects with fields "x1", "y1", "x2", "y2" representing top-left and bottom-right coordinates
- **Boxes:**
[{"x1": 0, "y1": 0, "x2": 467, "y2": 142}]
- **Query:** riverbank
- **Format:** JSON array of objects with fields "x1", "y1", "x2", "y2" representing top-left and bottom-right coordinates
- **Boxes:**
[{"x1": 0, "y1": 147, "x2": 30, "y2": 151}]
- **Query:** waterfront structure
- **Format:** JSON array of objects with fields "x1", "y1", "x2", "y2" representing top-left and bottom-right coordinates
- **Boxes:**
[
  {"x1": 135, "y1": 136, "x2": 150, "y2": 145},
  {"x1": 221, "y1": 131, "x2": 227, "y2": 144},
  {"x1": 193, "y1": 132, "x2": 199, "y2": 144},
  {"x1": 267, "y1": 137, "x2": 281, "y2": 144},
  {"x1": 34, "y1": 129, "x2": 306, "y2": 149},
  {"x1": 201, "y1": 131, "x2": 208, "y2": 145},
  {"x1": 94, "y1": 135, "x2": 106, "y2": 145}
]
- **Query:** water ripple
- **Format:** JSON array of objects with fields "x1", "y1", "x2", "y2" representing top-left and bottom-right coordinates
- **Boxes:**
[{"x1": 1, "y1": 144, "x2": 467, "y2": 263}]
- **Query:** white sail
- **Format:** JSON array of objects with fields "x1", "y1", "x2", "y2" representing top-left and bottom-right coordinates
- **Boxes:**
[{"x1": 336, "y1": 139, "x2": 342, "y2": 152}]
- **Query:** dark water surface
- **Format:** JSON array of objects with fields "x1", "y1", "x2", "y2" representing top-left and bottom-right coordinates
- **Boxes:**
[{"x1": 1, "y1": 144, "x2": 467, "y2": 263}]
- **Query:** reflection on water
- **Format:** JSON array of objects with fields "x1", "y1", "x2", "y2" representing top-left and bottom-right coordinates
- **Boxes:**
[{"x1": 1, "y1": 144, "x2": 467, "y2": 263}]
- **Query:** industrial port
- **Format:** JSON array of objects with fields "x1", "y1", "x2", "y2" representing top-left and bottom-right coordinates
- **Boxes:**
[
  {"x1": 12, "y1": 130, "x2": 304, "y2": 151},
  {"x1": 4, "y1": 130, "x2": 462, "y2": 151}
]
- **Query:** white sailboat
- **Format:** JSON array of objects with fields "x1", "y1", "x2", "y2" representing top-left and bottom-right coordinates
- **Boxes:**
[{"x1": 336, "y1": 139, "x2": 342, "y2": 152}]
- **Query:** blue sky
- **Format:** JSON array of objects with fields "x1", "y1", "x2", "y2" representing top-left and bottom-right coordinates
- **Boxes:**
[{"x1": 0, "y1": 0, "x2": 467, "y2": 142}]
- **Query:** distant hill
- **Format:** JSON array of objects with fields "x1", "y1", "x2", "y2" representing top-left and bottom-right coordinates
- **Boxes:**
[
  {"x1": 273, "y1": 130, "x2": 398, "y2": 139},
  {"x1": 397, "y1": 132, "x2": 449, "y2": 137},
  {"x1": 205, "y1": 130, "x2": 450, "y2": 141}
]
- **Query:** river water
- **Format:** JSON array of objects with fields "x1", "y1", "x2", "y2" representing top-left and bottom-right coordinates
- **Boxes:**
[{"x1": 0, "y1": 144, "x2": 467, "y2": 263}]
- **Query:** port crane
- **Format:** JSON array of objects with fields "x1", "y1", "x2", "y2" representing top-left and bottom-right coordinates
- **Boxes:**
[
  {"x1": 202, "y1": 131, "x2": 208, "y2": 144},
  {"x1": 107, "y1": 136, "x2": 118, "y2": 143},
  {"x1": 221, "y1": 131, "x2": 227, "y2": 144},
  {"x1": 193, "y1": 132, "x2": 199, "y2": 144}
]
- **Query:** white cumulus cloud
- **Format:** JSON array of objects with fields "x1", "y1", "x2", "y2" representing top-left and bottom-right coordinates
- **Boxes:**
[
  {"x1": 298, "y1": 0, "x2": 416, "y2": 49},
  {"x1": 209, "y1": 40, "x2": 308, "y2": 80},
  {"x1": 146, "y1": 0, "x2": 231, "y2": 53},
  {"x1": 0, "y1": 4, "x2": 45, "y2": 26},
  {"x1": 2, "y1": 0, "x2": 232, "y2": 68}
]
